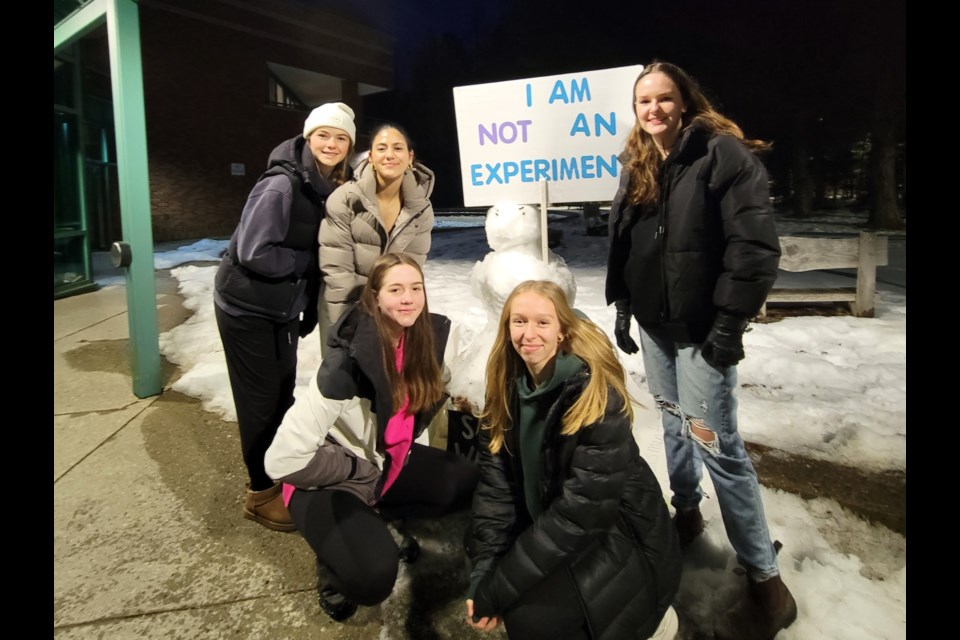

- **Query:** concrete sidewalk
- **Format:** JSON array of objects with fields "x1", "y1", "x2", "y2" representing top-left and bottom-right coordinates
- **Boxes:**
[{"x1": 53, "y1": 269, "x2": 493, "y2": 640}]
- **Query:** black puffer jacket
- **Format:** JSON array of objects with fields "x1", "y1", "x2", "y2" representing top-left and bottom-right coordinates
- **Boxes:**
[
  {"x1": 468, "y1": 373, "x2": 681, "y2": 640},
  {"x1": 605, "y1": 124, "x2": 781, "y2": 342}
]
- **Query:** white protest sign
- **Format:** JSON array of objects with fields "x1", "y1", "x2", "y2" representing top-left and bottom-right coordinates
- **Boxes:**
[{"x1": 453, "y1": 65, "x2": 643, "y2": 207}]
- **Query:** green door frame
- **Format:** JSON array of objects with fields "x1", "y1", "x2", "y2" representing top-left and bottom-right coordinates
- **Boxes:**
[{"x1": 55, "y1": 0, "x2": 162, "y2": 398}]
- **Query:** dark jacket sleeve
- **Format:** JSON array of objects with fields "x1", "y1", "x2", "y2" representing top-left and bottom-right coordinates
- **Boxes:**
[
  {"x1": 472, "y1": 392, "x2": 633, "y2": 616},
  {"x1": 235, "y1": 174, "x2": 301, "y2": 278},
  {"x1": 605, "y1": 163, "x2": 634, "y2": 305},
  {"x1": 273, "y1": 442, "x2": 380, "y2": 507},
  {"x1": 466, "y1": 425, "x2": 523, "y2": 600},
  {"x1": 709, "y1": 136, "x2": 781, "y2": 317}
]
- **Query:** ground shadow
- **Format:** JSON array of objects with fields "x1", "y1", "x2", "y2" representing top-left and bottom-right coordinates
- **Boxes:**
[{"x1": 62, "y1": 338, "x2": 180, "y2": 387}]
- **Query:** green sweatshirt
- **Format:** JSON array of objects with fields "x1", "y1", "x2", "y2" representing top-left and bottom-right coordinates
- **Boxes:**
[
  {"x1": 466, "y1": 353, "x2": 586, "y2": 602},
  {"x1": 516, "y1": 352, "x2": 586, "y2": 520}
]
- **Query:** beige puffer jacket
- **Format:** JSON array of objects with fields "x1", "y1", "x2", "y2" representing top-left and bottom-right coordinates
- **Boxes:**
[{"x1": 318, "y1": 158, "x2": 435, "y2": 342}]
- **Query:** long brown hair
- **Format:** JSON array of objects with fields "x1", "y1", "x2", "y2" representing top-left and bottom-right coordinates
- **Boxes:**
[
  {"x1": 624, "y1": 61, "x2": 770, "y2": 207},
  {"x1": 359, "y1": 253, "x2": 444, "y2": 414},
  {"x1": 481, "y1": 281, "x2": 634, "y2": 454}
]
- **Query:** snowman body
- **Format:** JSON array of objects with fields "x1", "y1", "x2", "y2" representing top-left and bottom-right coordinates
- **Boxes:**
[{"x1": 448, "y1": 203, "x2": 576, "y2": 413}]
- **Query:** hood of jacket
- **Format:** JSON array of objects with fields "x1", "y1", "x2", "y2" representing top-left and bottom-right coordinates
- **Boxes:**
[
  {"x1": 617, "y1": 120, "x2": 712, "y2": 167},
  {"x1": 264, "y1": 135, "x2": 339, "y2": 198}
]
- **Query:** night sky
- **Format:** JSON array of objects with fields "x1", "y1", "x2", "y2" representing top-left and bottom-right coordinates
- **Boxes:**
[{"x1": 301, "y1": 0, "x2": 906, "y2": 208}]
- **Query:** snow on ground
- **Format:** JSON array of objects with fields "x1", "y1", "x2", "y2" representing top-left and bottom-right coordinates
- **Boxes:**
[{"x1": 111, "y1": 206, "x2": 905, "y2": 639}]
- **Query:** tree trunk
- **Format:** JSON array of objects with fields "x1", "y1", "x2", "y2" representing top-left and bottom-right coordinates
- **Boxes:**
[
  {"x1": 867, "y1": 73, "x2": 904, "y2": 230},
  {"x1": 791, "y1": 132, "x2": 813, "y2": 218},
  {"x1": 868, "y1": 135, "x2": 902, "y2": 229},
  {"x1": 813, "y1": 155, "x2": 827, "y2": 209}
]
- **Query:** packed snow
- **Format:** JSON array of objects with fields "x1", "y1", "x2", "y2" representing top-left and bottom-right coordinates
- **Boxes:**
[{"x1": 102, "y1": 206, "x2": 905, "y2": 639}]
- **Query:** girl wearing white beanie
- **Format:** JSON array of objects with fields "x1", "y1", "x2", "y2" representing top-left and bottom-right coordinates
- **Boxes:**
[{"x1": 214, "y1": 101, "x2": 355, "y2": 532}]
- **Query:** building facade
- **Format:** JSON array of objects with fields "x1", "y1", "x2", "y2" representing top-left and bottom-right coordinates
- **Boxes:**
[{"x1": 54, "y1": 0, "x2": 393, "y2": 297}]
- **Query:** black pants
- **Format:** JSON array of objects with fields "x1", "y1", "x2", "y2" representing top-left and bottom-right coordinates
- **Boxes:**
[
  {"x1": 215, "y1": 305, "x2": 299, "y2": 490},
  {"x1": 288, "y1": 444, "x2": 479, "y2": 605}
]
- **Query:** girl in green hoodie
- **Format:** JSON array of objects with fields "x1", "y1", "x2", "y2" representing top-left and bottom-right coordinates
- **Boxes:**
[{"x1": 465, "y1": 280, "x2": 681, "y2": 640}]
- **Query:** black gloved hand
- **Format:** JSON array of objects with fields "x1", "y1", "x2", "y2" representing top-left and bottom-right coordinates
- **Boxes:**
[
  {"x1": 299, "y1": 303, "x2": 318, "y2": 338},
  {"x1": 700, "y1": 312, "x2": 750, "y2": 369},
  {"x1": 614, "y1": 299, "x2": 640, "y2": 354}
]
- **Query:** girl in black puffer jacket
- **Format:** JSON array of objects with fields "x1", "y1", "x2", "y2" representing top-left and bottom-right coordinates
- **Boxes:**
[
  {"x1": 605, "y1": 62, "x2": 796, "y2": 640},
  {"x1": 465, "y1": 280, "x2": 681, "y2": 640}
]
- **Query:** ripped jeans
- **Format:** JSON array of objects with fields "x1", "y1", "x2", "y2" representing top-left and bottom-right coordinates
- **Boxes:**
[{"x1": 639, "y1": 327, "x2": 780, "y2": 580}]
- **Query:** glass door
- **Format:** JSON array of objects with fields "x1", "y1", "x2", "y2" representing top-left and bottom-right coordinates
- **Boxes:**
[{"x1": 54, "y1": 50, "x2": 97, "y2": 298}]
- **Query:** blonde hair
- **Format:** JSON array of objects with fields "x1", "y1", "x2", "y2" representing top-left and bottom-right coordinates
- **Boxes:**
[
  {"x1": 359, "y1": 253, "x2": 444, "y2": 413},
  {"x1": 624, "y1": 61, "x2": 770, "y2": 207},
  {"x1": 481, "y1": 281, "x2": 634, "y2": 454}
]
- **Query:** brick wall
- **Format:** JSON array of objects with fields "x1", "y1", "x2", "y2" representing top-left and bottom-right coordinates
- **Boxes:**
[{"x1": 138, "y1": 0, "x2": 392, "y2": 242}]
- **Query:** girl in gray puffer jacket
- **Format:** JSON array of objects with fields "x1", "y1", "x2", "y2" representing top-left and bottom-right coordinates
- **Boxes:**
[{"x1": 318, "y1": 123, "x2": 434, "y2": 351}]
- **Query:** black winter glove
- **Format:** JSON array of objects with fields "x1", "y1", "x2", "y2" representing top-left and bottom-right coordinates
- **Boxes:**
[
  {"x1": 298, "y1": 303, "x2": 318, "y2": 338},
  {"x1": 700, "y1": 312, "x2": 750, "y2": 369},
  {"x1": 614, "y1": 299, "x2": 640, "y2": 355}
]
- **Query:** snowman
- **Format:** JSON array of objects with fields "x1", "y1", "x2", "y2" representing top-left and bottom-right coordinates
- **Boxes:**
[{"x1": 447, "y1": 202, "x2": 576, "y2": 414}]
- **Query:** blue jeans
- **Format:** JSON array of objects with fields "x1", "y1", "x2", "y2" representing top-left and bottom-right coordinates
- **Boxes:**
[{"x1": 639, "y1": 327, "x2": 780, "y2": 580}]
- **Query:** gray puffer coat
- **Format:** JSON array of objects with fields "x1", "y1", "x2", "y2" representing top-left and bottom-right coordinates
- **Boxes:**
[{"x1": 318, "y1": 158, "x2": 435, "y2": 337}]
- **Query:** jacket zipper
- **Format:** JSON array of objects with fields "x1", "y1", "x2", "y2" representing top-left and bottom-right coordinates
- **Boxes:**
[
  {"x1": 384, "y1": 203, "x2": 430, "y2": 252},
  {"x1": 656, "y1": 163, "x2": 671, "y2": 323}
]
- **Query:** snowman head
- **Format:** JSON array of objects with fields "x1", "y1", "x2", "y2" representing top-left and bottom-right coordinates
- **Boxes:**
[{"x1": 485, "y1": 202, "x2": 541, "y2": 252}]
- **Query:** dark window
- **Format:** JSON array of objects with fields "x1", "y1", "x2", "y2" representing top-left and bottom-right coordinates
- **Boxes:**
[{"x1": 268, "y1": 70, "x2": 306, "y2": 110}]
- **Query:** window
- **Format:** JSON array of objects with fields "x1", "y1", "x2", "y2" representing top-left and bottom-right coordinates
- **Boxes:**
[{"x1": 268, "y1": 71, "x2": 306, "y2": 110}]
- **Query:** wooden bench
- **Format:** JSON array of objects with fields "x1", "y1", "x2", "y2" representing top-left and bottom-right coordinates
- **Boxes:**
[{"x1": 762, "y1": 231, "x2": 889, "y2": 317}]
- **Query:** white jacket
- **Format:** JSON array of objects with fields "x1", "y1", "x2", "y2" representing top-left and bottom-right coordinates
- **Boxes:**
[{"x1": 265, "y1": 307, "x2": 460, "y2": 494}]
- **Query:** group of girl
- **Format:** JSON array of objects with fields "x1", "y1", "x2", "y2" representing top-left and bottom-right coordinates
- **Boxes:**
[
  {"x1": 212, "y1": 61, "x2": 798, "y2": 640},
  {"x1": 213, "y1": 102, "x2": 434, "y2": 533}
]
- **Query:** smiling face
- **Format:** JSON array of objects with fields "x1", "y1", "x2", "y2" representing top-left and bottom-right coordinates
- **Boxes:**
[
  {"x1": 634, "y1": 71, "x2": 687, "y2": 154},
  {"x1": 369, "y1": 127, "x2": 414, "y2": 185},
  {"x1": 376, "y1": 263, "x2": 426, "y2": 338},
  {"x1": 307, "y1": 127, "x2": 351, "y2": 176},
  {"x1": 509, "y1": 291, "x2": 564, "y2": 383}
]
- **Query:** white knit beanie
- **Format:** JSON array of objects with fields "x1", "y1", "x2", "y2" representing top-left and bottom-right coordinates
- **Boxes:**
[{"x1": 303, "y1": 102, "x2": 356, "y2": 143}]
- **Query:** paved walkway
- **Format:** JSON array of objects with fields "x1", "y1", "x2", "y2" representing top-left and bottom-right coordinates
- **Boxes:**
[{"x1": 54, "y1": 268, "x2": 497, "y2": 640}]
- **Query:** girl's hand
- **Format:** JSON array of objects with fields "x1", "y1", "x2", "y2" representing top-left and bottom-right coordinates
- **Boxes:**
[{"x1": 465, "y1": 599, "x2": 500, "y2": 631}]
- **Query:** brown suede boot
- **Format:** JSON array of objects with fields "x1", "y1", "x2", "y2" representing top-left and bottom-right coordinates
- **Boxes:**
[
  {"x1": 243, "y1": 483, "x2": 296, "y2": 532},
  {"x1": 713, "y1": 573, "x2": 798, "y2": 640},
  {"x1": 673, "y1": 507, "x2": 705, "y2": 547}
]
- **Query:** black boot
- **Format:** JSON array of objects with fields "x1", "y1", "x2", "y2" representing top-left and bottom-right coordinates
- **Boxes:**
[
  {"x1": 713, "y1": 573, "x2": 798, "y2": 640},
  {"x1": 398, "y1": 533, "x2": 421, "y2": 564},
  {"x1": 673, "y1": 507, "x2": 705, "y2": 547},
  {"x1": 316, "y1": 561, "x2": 357, "y2": 622},
  {"x1": 387, "y1": 518, "x2": 421, "y2": 564}
]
